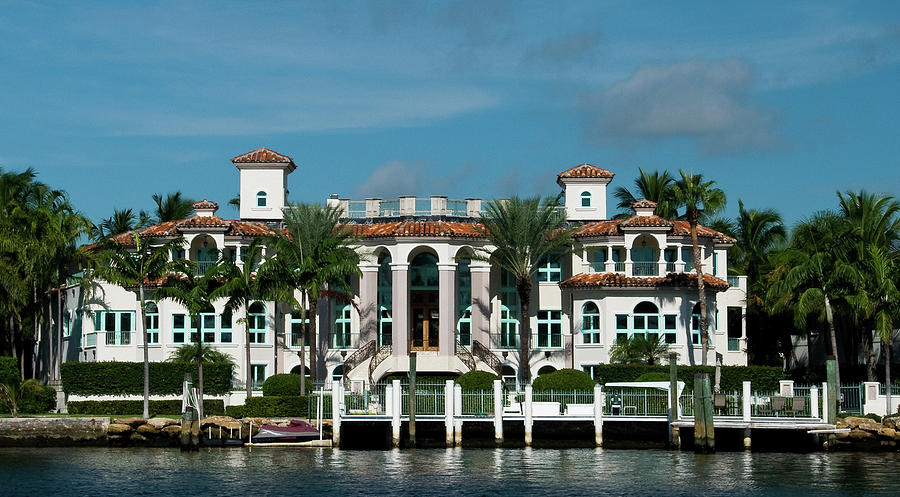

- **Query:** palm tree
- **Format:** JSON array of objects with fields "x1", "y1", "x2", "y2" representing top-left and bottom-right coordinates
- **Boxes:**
[
  {"x1": 0, "y1": 378, "x2": 40, "y2": 418},
  {"x1": 156, "y1": 259, "x2": 222, "y2": 418},
  {"x1": 147, "y1": 191, "x2": 195, "y2": 224},
  {"x1": 95, "y1": 234, "x2": 183, "y2": 418},
  {"x1": 268, "y1": 203, "x2": 361, "y2": 384},
  {"x1": 732, "y1": 200, "x2": 787, "y2": 299},
  {"x1": 167, "y1": 344, "x2": 236, "y2": 367},
  {"x1": 671, "y1": 170, "x2": 726, "y2": 366},
  {"x1": 96, "y1": 208, "x2": 150, "y2": 239},
  {"x1": 768, "y1": 212, "x2": 855, "y2": 393},
  {"x1": 613, "y1": 168, "x2": 678, "y2": 218},
  {"x1": 478, "y1": 196, "x2": 575, "y2": 384},
  {"x1": 212, "y1": 238, "x2": 296, "y2": 397},
  {"x1": 609, "y1": 334, "x2": 669, "y2": 365}
]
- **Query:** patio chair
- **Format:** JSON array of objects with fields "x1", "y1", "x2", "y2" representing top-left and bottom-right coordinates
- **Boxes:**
[
  {"x1": 790, "y1": 397, "x2": 806, "y2": 416},
  {"x1": 770, "y1": 396, "x2": 786, "y2": 416},
  {"x1": 713, "y1": 394, "x2": 727, "y2": 414}
]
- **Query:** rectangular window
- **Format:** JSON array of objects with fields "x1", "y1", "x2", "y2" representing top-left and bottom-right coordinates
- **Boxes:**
[
  {"x1": 249, "y1": 311, "x2": 266, "y2": 344},
  {"x1": 289, "y1": 311, "x2": 310, "y2": 348},
  {"x1": 537, "y1": 310, "x2": 562, "y2": 348},
  {"x1": 63, "y1": 313, "x2": 71, "y2": 338},
  {"x1": 172, "y1": 248, "x2": 185, "y2": 260},
  {"x1": 691, "y1": 314, "x2": 701, "y2": 345},
  {"x1": 682, "y1": 247, "x2": 694, "y2": 272},
  {"x1": 98, "y1": 310, "x2": 134, "y2": 345},
  {"x1": 712, "y1": 253, "x2": 719, "y2": 276},
  {"x1": 536, "y1": 257, "x2": 562, "y2": 283},
  {"x1": 173, "y1": 314, "x2": 186, "y2": 344},
  {"x1": 379, "y1": 308, "x2": 392, "y2": 347},
  {"x1": 332, "y1": 306, "x2": 352, "y2": 348},
  {"x1": 251, "y1": 364, "x2": 266, "y2": 390},
  {"x1": 582, "y1": 365, "x2": 602, "y2": 382},
  {"x1": 145, "y1": 313, "x2": 159, "y2": 344},
  {"x1": 201, "y1": 313, "x2": 216, "y2": 343},
  {"x1": 582, "y1": 309, "x2": 601, "y2": 344},
  {"x1": 615, "y1": 314, "x2": 628, "y2": 343},
  {"x1": 220, "y1": 311, "x2": 232, "y2": 343},
  {"x1": 190, "y1": 315, "x2": 200, "y2": 343},
  {"x1": 663, "y1": 314, "x2": 677, "y2": 344},
  {"x1": 727, "y1": 307, "x2": 742, "y2": 351},
  {"x1": 588, "y1": 248, "x2": 607, "y2": 273}
]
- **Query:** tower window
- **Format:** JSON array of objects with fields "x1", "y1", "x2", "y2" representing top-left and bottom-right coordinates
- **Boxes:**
[
  {"x1": 256, "y1": 191, "x2": 267, "y2": 207},
  {"x1": 581, "y1": 191, "x2": 591, "y2": 207}
]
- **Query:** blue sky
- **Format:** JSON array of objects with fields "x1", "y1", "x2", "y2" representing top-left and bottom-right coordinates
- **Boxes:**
[{"x1": 1, "y1": 1, "x2": 898, "y2": 227}]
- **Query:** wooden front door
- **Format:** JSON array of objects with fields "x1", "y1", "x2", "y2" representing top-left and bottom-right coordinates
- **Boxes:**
[{"x1": 410, "y1": 291, "x2": 439, "y2": 351}]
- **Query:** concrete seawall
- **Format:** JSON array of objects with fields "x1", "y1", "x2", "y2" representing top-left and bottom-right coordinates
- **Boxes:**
[{"x1": 0, "y1": 418, "x2": 110, "y2": 446}]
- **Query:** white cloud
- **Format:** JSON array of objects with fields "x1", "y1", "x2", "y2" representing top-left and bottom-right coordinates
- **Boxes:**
[{"x1": 579, "y1": 58, "x2": 780, "y2": 154}]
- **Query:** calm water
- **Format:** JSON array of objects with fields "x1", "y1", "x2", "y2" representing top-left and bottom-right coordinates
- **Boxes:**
[{"x1": 1, "y1": 447, "x2": 899, "y2": 496}]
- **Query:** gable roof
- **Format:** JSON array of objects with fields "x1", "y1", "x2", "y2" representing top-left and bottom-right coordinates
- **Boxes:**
[
  {"x1": 351, "y1": 220, "x2": 482, "y2": 239},
  {"x1": 557, "y1": 163, "x2": 615, "y2": 183},
  {"x1": 575, "y1": 218, "x2": 735, "y2": 243},
  {"x1": 108, "y1": 216, "x2": 274, "y2": 246},
  {"x1": 231, "y1": 147, "x2": 297, "y2": 171}
]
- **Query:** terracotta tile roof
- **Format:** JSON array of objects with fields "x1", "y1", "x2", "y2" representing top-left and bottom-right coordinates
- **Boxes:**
[
  {"x1": 351, "y1": 220, "x2": 483, "y2": 239},
  {"x1": 559, "y1": 272, "x2": 730, "y2": 291},
  {"x1": 557, "y1": 163, "x2": 615, "y2": 180},
  {"x1": 632, "y1": 199, "x2": 657, "y2": 209},
  {"x1": 192, "y1": 199, "x2": 219, "y2": 210},
  {"x1": 575, "y1": 218, "x2": 734, "y2": 243},
  {"x1": 109, "y1": 217, "x2": 275, "y2": 246},
  {"x1": 619, "y1": 214, "x2": 673, "y2": 228},
  {"x1": 231, "y1": 147, "x2": 297, "y2": 171}
]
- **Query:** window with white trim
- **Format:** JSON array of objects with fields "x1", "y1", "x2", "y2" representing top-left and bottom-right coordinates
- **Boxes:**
[
  {"x1": 615, "y1": 314, "x2": 628, "y2": 343},
  {"x1": 220, "y1": 309, "x2": 233, "y2": 343},
  {"x1": 63, "y1": 312, "x2": 72, "y2": 338},
  {"x1": 537, "y1": 310, "x2": 562, "y2": 348},
  {"x1": 145, "y1": 302, "x2": 159, "y2": 344},
  {"x1": 632, "y1": 301, "x2": 659, "y2": 340},
  {"x1": 457, "y1": 306, "x2": 471, "y2": 346},
  {"x1": 581, "y1": 302, "x2": 601, "y2": 344},
  {"x1": 289, "y1": 311, "x2": 309, "y2": 348},
  {"x1": 251, "y1": 364, "x2": 266, "y2": 390},
  {"x1": 256, "y1": 191, "x2": 267, "y2": 207},
  {"x1": 580, "y1": 191, "x2": 591, "y2": 207},
  {"x1": 663, "y1": 314, "x2": 677, "y2": 344},
  {"x1": 248, "y1": 302, "x2": 266, "y2": 344},
  {"x1": 500, "y1": 269, "x2": 519, "y2": 348},
  {"x1": 333, "y1": 304, "x2": 352, "y2": 348},
  {"x1": 94, "y1": 311, "x2": 134, "y2": 345},
  {"x1": 172, "y1": 314, "x2": 186, "y2": 344}
]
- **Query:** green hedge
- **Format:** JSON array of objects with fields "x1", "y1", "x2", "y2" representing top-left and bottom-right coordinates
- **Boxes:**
[
  {"x1": 262, "y1": 374, "x2": 313, "y2": 396},
  {"x1": 0, "y1": 356, "x2": 17, "y2": 385},
  {"x1": 0, "y1": 385, "x2": 56, "y2": 415},
  {"x1": 533, "y1": 369, "x2": 595, "y2": 391},
  {"x1": 455, "y1": 371, "x2": 499, "y2": 390},
  {"x1": 586, "y1": 364, "x2": 786, "y2": 392},
  {"x1": 67, "y1": 399, "x2": 225, "y2": 416},
  {"x1": 60, "y1": 361, "x2": 233, "y2": 396},
  {"x1": 227, "y1": 396, "x2": 308, "y2": 418}
]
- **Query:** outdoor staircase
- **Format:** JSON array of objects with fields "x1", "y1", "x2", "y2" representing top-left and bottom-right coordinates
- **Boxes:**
[
  {"x1": 368, "y1": 345, "x2": 392, "y2": 385},
  {"x1": 472, "y1": 340, "x2": 503, "y2": 375},
  {"x1": 343, "y1": 339, "x2": 376, "y2": 376},
  {"x1": 455, "y1": 340, "x2": 477, "y2": 372}
]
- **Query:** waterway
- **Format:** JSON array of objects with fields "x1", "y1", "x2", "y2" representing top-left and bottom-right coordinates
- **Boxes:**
[{"x1": 1, "y1": 447, "x2": 899, "y2": 496}]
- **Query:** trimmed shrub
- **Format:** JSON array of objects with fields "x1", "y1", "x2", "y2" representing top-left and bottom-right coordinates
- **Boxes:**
[
  {"x1": 225, "y1": 404, "x2": 245, "y2": 418},
  {"x1": 262, "y1": 374, "x2": 313, "y2": 397},
  {"x1": 584, "y1": 364, "x2": 786, "y2": 392},
  {"x1": 635, "y1": 372, "x2": 671, "y2": 382},
  {"x1": 0, "y1": 384, "x2": 56, "y2": 415},
  {"x1": 455, "y1": 371, "x2": 499, "y2": 390},
  {"x1": 0, "y1": 356, "x2": 17, "y2": 385},
  {"x1": 66, "y1": 399, "x2": 225, "y2": 416},
  {"x1": 60, "y1": 361, "x2": 233, "y2": 396},
  {"x1": 533, "y1": 369, "x2": 595, "y2": 391},
  {"x1": 240, "y1": 396, "x2": 308, "y2": 417}
]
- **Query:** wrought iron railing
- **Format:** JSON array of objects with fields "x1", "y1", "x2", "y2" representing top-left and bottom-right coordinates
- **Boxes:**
[
  {"x1": 632, "y1": 262, "x2": 658, "y2": 276},
  {"x1": 455, "y1": 340, "x2": 477, "y2": 372},
  {"x1": 472, "y1": 340, "x2": 503, "y2": 375},
  {"x1": 343, "y1": 339, "x2": 376, "y2": 374},
  {"x1": 605, "y1": 387, "x2": 669, "y2": 416},
  {"x1": 368, "y1": 344, "x2": 392, "y2": 385},
  {"x1": 460, "y1": 390, "x2": 494, "y2": 415}
]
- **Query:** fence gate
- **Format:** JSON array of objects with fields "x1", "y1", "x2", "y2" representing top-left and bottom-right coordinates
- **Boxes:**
[{"x1": 839, "y1": 383, "x2": 863, "y2": 414}]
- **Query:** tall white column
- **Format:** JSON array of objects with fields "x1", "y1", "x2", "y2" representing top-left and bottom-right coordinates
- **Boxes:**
[
  {"x1": 332, "y1": 382, "x2": 342, "y2": 446},
  {"x1": 594, "y1": 384, "x2": 603, "y2": 447},
  {"x1": 358, "y1": 264, "x2": 379, "y2": 344},
  {"x1": 524, "y1": 384, "x2": 533, "y2": 446},
  {"x1": 454, "y1": 384, "x2": 463, "y2": 446},
  {"x1": 470, "y1": 264, "x2": 491, "y2": 346},
  {"x1": 742, "y1": 381, "x2": 752, "y2": 422},
  {"x1": 445, "y1": 380, "x2": 454, "y2": 447},
  {"x1": 439, "y1": 263, "x2": 457, "y2": 355},
  {"x1": 392, "y1": 379, "x2": 402, "y2": 447},
  {"x1": 493, "y1": 380, "x2": 504, "y2": 445},
  {"x1": 391, "y1": 263, "x2": 409, "y2": 357},
  {"x1": 811, "y1": 386, "x2": 819, "y2": 419}
]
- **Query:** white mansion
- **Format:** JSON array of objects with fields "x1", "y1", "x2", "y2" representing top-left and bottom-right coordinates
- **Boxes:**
[{"x1": 37, "y1": 148, "x2": 747, "y2": 391}]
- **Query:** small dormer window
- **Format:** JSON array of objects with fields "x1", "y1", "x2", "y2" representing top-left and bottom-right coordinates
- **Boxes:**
[
  {"x1": 256, "y1": 191, "x2": 267, "y2": 207},
  {"x1": 580, "y1": 191, "x2": 591, "y2": 207}
]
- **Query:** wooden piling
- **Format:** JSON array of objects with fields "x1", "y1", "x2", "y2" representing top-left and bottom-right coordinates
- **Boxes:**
[
  {"x1": 668, "y1": 353, "x2": 678, "y2": 449},
  {"x1": 408, "y1": 352, "x2": 416, "y2": 448},
  {"x1": 693, "y1": 373, "x2": 715, "y2": 453}
]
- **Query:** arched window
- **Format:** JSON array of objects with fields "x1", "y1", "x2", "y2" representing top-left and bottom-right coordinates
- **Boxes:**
[
  {"x1": 502, "y1": 365, "x2": 517, "y2": 391},
  {"x1": 500, "y1": 305, "x2": 518, "y2": 349},
  {"x1": 633, "y1": 301, "x2": 659, "y2": 339},
  {"x1": 581, "y1": 302, "x2": 600, "y2": 344},
  {"x1": 256, "y1": 191, "x2": 267, "y2": 207},
  {"x1": 581, "y1": 191, "x2": 592, "y2": 207},
  {"x1": 248, "y1": 302, "x2": 266, "y2": 344},
  {"x1": 333, "y1": 304, "x2": 352, "y2": 348},
  {"x1": 332, "y1": 365, "x2": 344, "y2": 383},
  {"x1": 378, "y1": 253, "x2": 392, "y2": 346},
  {"x1": 144, "y1": 302, "x2": 159, "y2": 344},
  {"x1": 537, "y1": 365, "x2": 557, "y2": 376},
  {"x1": 456, "y1": 257, "x2": 472, "y2": 345},
  {"x1": 290, "y1": 365, "x2": 309, "y2": 377}
]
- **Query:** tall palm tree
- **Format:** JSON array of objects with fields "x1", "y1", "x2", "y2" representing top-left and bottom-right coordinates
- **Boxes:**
[
  {"x1": 732, "y1": 200, "x2": 787, "y2": 299},
  {"x1": 212, "y1": 238, "x2": 295, "y2": 397},
  {"x1": 95, "y1": 234, "x2": 183, "y2": 418},
  {"x1": 156, "y1": 259, "x2": 221, "y2": 418},
  {"x1": 613, "y1": 168, "x2": 678, "y2": 219},
  {"x1": 147, "y1": 191, "x2": 195, "y2": 224},
  {"x1": 268, "y1": 203, "x2": 361, "y2": 384},
  {"x1": 671, "y1": 170, "x2": 726, "y2": 366},
  {"x1": 478, "y1": 196, "x2": 575, "y2": 384},
  {"x1": 96, "y1": 208, "x2": 150, "y2": 240}
]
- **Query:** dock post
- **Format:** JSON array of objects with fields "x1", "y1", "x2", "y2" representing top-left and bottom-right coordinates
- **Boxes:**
[
  {"x1": 454, "y1": 384, "x2": 463, "y2": 447},
  {"x1": 493, "y1": 380, "x2": 503, "y2": 446},
  {"x1": 743, "y1": 428, "x2": 752, "y2": 451},
  {"x1": 694, "y1": 374, "x2": 715, "y2": 453},
  {"x1": 391, "y1": 379, "x2": 401, "y2": 448},
  {"x1": 742, "y1": 381, "x2": 751, "y2": 422},
  {"x1": 524, "y1": 384, "x2": 533, "y2": 446},
  {"x1": 409, "y1": 352, "x2": 416, "y2": 448},
  {"x1": 385, "y1": 385, "x2": 393, "y2": 417},
  {"x1": 593, "y1": 384, "x2": 603, "y2": 447},
  {"x1": 811, "y1": 386, "x2": 819, "y2": 419},
  {"x1": 826, "y1": 356, "x2": 837, "y2": 424},
  {"x1": 445, "y1": 380, "x2": 454, "y2": 448},
  {"x1": 668, "y1": 353, "x2": 678, "y2": 448},
  {"x1": 332, "y1": 382, "x2": 342, "y2": 447}
]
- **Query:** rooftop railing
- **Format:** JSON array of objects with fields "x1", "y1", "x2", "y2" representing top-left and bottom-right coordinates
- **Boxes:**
[{"x1": 328, "y1": 196, "x2": 484, "y2": 219}]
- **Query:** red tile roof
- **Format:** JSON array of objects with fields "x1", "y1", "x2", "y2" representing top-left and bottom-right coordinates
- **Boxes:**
[
  {"x1": 575, "y1": 218, "x2": 735, "y2": 243},
  {"x1": 632, "y1": 199, "x2": 657, "y2": 209},
  {"x1": 109, "y1": 216, "x2": 275, "y2": 246},
  {"x1": 557, "y1": 163, "x2": 615, "y2": 181},
  {"x1": 559, "y1": 272, "x2": 730, "y2": 291},
  {"x1": 231, "y1": 147, "x2": 297, "y2": 171},
  {"x1": 351, "y1": 221, "x2": 483, "y2": 239},
  {"x1": 192, "y1": 199, "x2": 219, "y2": 211}
]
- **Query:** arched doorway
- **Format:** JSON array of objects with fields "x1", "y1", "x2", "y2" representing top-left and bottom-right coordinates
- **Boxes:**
[{"x1": 410, "y1": 252, "x2": 439, "y2": 351}]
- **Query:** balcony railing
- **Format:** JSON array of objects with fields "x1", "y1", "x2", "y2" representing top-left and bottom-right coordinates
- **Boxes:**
[
  {"x1": 490, "y1": 333, "x2": 564, "y2": 349},
  {"x1": 665, "y1": 262, "x2": 675, "y2": 273},
  {"x1": 613, "y1": 262, "x2": 625, "y2": 273},
  {"x1": 347, "y1": 200, "x2": 366, "y2": 219},
  {"x1": 727, "y1": 275, "x2": 740, "y2": 287},
  {"x1": 331, "y1": 332, "x2": 360, "y2": 349},
  {"x1": 195, "y1": 260, "x2": 217, "y2": 275},
  {"x1": 589, "y1": 261, "x2": 605, "y2": 273},
  {"x1": 632, "y1": 262, "x2": 658, "y2": 276}
]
